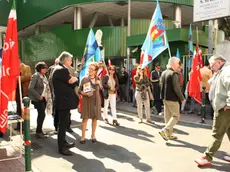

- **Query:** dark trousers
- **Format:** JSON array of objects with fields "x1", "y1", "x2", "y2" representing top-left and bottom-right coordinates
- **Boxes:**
[
  {"x1": 119, "y1": 84, "x2": 127, "y2": 101},
  {"x1": 33, "y1": 99, "x2": 46, "y2": 133},
  {"x1": 58, "y1": 109, "x2": 70, "y2": 150},
  {"x1": 155, "y1": 100, "x2": 163, "y2": 114},
  {"x1": 53, "y1": 109, "x2": 71, "y2": 131},
  {"x1": 16, "y1": 83, "x2": 24, "y2": 130}
]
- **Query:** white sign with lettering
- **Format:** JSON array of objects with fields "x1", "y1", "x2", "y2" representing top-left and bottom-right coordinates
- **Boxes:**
[{"x1": 193, "y1": 0, "x2": 230, "y2": 22}]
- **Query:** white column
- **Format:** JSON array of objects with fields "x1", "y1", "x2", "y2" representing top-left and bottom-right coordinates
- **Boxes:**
[
  {"x1": 35, "y1": 25, "x2": 40, "y2": 35},
  {"x1": 121, "y1": 18, "x2": 125, "y2": 26},
  {"x1": 174, "y1": 5, "x2": 181, "y2": 28},
  {"x1": 74, "y1": 7, "x2": 82, "y2": 30}
]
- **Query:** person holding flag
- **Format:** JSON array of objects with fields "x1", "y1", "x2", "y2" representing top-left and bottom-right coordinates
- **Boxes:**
[{"x1": 0, "y1": 0, "x2": 20, "y2": 134}]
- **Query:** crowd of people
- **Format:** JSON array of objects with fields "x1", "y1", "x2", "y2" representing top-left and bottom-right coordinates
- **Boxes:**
[{"x1": 1, "y1": 51, "x2": 229, "y2": 166}]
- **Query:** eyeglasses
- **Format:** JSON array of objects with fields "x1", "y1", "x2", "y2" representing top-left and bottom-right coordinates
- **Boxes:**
[
  {"x1": 42, "y1": 67, "x2": 47, "y2": 69},
  {"x1": 109, "y1": 69, "x2": 115, "y2": 71}
]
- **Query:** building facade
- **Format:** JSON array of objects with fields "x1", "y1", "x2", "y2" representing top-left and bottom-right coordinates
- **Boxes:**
[{"x1": 0, "y1": 0, "x2": 225, "y2": 70}]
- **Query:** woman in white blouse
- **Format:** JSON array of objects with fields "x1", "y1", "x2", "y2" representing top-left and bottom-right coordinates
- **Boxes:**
[{"x1": 102, "y1": 65, "x2": 120, "y2": 126}]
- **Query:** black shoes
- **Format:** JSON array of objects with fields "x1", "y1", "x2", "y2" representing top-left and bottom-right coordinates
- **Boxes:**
[
  {"x1": 35, "y1": 133, "x2": 48, "y2": 139},
  {"x1": 66, "y1": 128, "x2": 74, "y2": 133},
  {"x1": 92, "y1": 138, "x2": 97, "y2": 143},
  {"x1": 112, "y1": 120, "x2": 120, "y2": 126},
  {"x1": 59, "y1": 148, "x2": 73, "y2": 156},
  {"x1": 64, "y1": 141, "x2": 75, "y2": 148},
  {"x1": 80, "y1": 139, "x2": 86, "y2": 144},
  {"x1": 104, "y1": 118, "x2": 109, "y2": 124}
]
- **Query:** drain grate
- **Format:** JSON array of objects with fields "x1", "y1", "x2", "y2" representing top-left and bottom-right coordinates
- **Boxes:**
[{"x1": 31, "y1": 142, "x2": 42, "y2": 151}]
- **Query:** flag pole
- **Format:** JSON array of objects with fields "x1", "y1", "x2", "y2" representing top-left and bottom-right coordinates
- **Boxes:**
[
  {"x1": 196, "y1": 27, "x2": 199, "y2": 45},
  {"x1": 168, "y1": 46, "x2": 172, "y2": 58}
]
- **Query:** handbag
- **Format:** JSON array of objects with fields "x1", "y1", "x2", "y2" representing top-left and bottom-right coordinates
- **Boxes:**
[
  {"x1": 102, "y1": 88, "x2": 109, "y2": 99},
  {"x1": 141, "y1": 91, "x2": 147, "y2": 100}
]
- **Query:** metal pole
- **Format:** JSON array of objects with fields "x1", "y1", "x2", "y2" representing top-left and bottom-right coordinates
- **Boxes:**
[
  {"x1": 22, "y1": 97, "x2": 31, "y2": 172},
  {"x1": 127, "y1": 0, "x2": 131, "y2": 101},
  {"x1": 200, "y1": 86, "x2": 206, "y2": 124},
  {"x1": 208, "y1": 20, "x2": 213, "y2": 54}
]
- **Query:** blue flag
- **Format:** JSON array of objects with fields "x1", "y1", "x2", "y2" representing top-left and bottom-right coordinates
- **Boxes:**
[
  {"x1": 176, "y1": 48, "x2": 180, "y2": 59},
  {"x1": 188, "y1": 24, "x2": 193, "y2": 53},
  {"x1": 141, "y1": 0, "x2": 168, "y2": 68},
  {"x1": 79, "y1": 29, "x2": 102, "y2": 80}
]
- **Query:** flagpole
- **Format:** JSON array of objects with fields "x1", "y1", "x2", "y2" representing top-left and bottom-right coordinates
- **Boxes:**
[
  {"x1": 18, "y1": 76, "x2": 23, "y2": 111},
  {"x1": 196, "y1": 27, "x2": 199, "y2": 45},
  {"x1": 168, "y1": 47, "x2": 172, "y2": 58}
]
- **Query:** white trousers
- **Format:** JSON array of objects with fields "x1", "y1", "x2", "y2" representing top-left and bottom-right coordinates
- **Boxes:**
[{"x1": 103, "y1": 94, "x2": 117, "y2": 120}]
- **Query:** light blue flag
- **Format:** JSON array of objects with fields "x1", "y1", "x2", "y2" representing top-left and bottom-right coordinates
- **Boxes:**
[
  {"x1": 176, "y1": 48, "x2": 180, "y2": 59},
  {"x1": 79, "y1": 29, "x2": 102, "y2": 80},
  {"x1": 141, "y1": 0, "x2": 168, "y2": 68},
  {"x1": 188, "y1": 24, "x2": 193, "y2": 53}
]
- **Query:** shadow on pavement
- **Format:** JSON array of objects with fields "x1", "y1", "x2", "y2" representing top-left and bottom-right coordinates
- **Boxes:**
[
  {"x1": 100, "y1": 125, "x2": 154, "y2": 143},
  {"x1": 117, "y1": 114, "x2": 135, "y2": 122},
  {"x1": 75, "y1": 140, "x2": 153, "y2": 172},
  {"x1": 32, "y1": 136, "x2": 116, "y2": 172}
]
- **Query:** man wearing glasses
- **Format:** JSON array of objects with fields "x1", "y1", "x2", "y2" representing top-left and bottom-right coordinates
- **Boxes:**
[{"x1": 195, "y1": 55, "x2": 230, "y2": 166}]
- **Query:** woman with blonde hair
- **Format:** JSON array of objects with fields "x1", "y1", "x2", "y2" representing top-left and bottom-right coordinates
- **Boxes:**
[
  {"x1": 102, "y1": 65, "x2": 120, "y2": 126},
  {"x1": 78, "y1": 62, "x2": 102, "y2": 144},
  {"x1": 134, "y1": 65, "x2": 152, "y2": 123}
]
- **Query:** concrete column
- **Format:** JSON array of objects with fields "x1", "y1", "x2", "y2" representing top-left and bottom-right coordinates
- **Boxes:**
[
  {"x1": 174, "y1": 5, "x2": 181, "y2": 28},
  {"x1": 208, "y1": 20, "x2": 213, "y2": 54},
  {"x1": 35, "y1": 25, "x2": 40, "y2": 35},
  {"x1": 74, "y1": 7, "x2": 82, "y2": 30},
  {"x1": 88, "y1": 12, "x2": 99, "y2": 28},
  {"x1": 121, "y1": 18, "x2": 125, "y2": 26},
  {"x1": 214, "y1": 19, "x2": 219, "y2": 49}
]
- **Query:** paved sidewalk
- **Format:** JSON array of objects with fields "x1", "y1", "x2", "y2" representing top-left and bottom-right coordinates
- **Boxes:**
[
  {"x1": 116, "y1": 101, "x2": 213, "y2": 128},
  {"x1": 0, "y1": 136, "x2": 25, "y2": 172},
  {"x1": 0, "y1": 156, "x2": 25, "y2": 172}
]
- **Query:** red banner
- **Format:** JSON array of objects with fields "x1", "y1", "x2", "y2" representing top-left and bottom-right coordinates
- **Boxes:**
[
  {"x1": 188, "y1": 44, "x2": 202, "y2": 104},
  {"x1": 0, "y1": 0, "x2": 20, "y2": 134}
]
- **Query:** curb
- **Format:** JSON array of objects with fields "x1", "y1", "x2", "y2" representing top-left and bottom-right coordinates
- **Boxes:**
[{"x1": 116, "y1": 107, "x2": 212, "y2": 129}]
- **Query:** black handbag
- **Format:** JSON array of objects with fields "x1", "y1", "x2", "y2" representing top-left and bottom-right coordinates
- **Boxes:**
[{"x1": 102, "y1": 88, "x2": 109, "y2": 99}]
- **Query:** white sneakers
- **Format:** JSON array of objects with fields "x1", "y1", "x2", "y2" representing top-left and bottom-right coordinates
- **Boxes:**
[
  {"x1": 194, "y1": 157, "x2": 211, "y2": 166},
  {"x1": 223, "y1": 155, "x2": 230, "y2": 162}
]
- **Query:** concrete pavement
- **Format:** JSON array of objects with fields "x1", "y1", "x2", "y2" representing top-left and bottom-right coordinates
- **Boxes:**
[{"x1": 1, "y1": 102, "x2": 229, "y2": 172}]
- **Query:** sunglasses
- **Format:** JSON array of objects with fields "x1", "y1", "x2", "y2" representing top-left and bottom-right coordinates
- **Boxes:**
[{"x1": 109, "y1": 69, "x2": 115, "y2": 71}]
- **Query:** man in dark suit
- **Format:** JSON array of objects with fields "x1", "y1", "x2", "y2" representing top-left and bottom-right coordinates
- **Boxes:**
[
  {"x1": 52, "y1": 51, "x2": 79, "y2": 156},
  {"x1": 151, "y1": 63, "x2": 163, "y2": 115}
]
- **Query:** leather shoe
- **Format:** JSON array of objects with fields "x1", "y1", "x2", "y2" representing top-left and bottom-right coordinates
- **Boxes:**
[
  {"x1": 65, "y1": 141, "x2": 75, "y2": 148},
  {"x1": 35, "y1": 133, "x2": 48, "y2": 139},
  {"x1": 59, "y1": 148, "x2": 73, "y2": 156},
  {"x1": 66, "y1": 128, "x2": 74, "y2": 133}
]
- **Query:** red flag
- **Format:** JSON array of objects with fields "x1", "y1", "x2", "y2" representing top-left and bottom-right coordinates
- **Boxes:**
[
  {"x1": 196, "y1": 43, "x2": 204, "y2": 68},
  {"x1": 0, "y1": 0, "x2": 20, "y2": 134},
  {"x1": 188, "y1": 47, "x2": 202, "y2": 104}
]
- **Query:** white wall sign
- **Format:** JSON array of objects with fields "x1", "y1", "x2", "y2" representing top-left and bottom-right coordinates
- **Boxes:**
[{"x1": 193, "y1": 0, "x2": 230, "y2": 22}]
